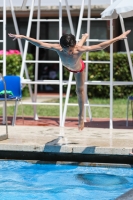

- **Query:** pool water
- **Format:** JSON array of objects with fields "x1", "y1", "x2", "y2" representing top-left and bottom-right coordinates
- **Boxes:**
[{"x1": 0, "y1": 161, "x2": 133, "y2": 200}]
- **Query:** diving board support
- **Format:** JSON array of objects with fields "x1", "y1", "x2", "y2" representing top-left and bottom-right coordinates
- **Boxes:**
[
  {"x1": 119, "y1": 14, "x2": 133, "y2": 80},
  {"x1": 9, "y1": 0, "x2": 34, "y2": 109},
  {"x1": 62, "y1": 0, "x2": 113, "y2": 129},
  {"x1": 20, "y1": 0, "x2": 75, "y2": 126}
]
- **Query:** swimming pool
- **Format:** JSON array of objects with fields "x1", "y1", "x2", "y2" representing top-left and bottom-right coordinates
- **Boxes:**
[{"x1": 0, "y1": 160, "x2": 133, "y2": 200}]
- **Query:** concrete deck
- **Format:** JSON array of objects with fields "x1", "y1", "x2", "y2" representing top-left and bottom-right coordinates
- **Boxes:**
[
  {"x1": 0, "y1": 93, "x2": 133, "y2": 163},
  {"x1": 0, "y1": 125, "x2": 133, "y2": 164}
]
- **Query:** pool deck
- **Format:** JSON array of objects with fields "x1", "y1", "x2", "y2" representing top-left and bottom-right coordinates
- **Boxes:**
[
  {"x1": 0, "y1": 119, "x2": 133, "y2": 164},
  {"x1": 0, "y1": 94, "x2": 133, "y2": 163}
]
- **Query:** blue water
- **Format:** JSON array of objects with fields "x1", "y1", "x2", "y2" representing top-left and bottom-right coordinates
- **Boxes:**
[{"x1": 0, "y1": 161, "x2": 133, "y2": 200}]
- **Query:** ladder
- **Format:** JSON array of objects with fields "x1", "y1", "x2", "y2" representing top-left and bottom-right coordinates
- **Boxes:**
[
  {"x1": 62, "y1": 0, "x2": 114, "y2": 129},
  {"x1": 20, "y1": 0, "x2": 75, "y2": 126},
  {"x1": 0, "y1": 0, "x2": 35, "y2": 125}
]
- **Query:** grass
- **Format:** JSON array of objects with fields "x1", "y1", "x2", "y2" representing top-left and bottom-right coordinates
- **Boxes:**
[{"x1": 0, "y1": 97, "x2": 132, "y2": 119}]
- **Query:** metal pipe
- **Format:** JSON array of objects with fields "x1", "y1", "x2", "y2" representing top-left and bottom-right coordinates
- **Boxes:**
[
  {"x1": 2, "y1": 0, "x2": 6, "y2": 124},
  {"x1": 20, "y1": 0, "x2": 35, "y2": 78},
  {"x1": 59, "y1": 0, "x2": 63, "y2": 126},
  {"x1": 109, "y1": 0, "x2": 113, "y2": 129},
  {"x1": 0, "y1": 74, "x2": 8, "y2": 137},
  {"x1": 9, "y1": 0, "x2": 34, "y2": 109},
  {"x1": 3, "y1": 0, "x2": 6, "y2": 76},
  {"x1": 119, "y1": 14, "x2": 133, "y2": 80},
  {"x1": 84, "y1": 0, "x2": 92, "y2": 122},
  {"x1": 33, "y1": 0, "x2": 41, "y2": 120},
  {"x1": 65, "y1": 0, "x2": 75, "y2": 35},
  {"x1": 61, "y1": 0, "x2": 75, "y2": 126}
]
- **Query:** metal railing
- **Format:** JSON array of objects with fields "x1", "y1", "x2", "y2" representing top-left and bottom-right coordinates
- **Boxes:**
[{"x1": 0, "y1": 73, "x2": 8, "y2": 137}]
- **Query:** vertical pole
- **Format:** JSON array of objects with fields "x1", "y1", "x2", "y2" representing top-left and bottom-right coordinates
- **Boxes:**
[
  {"x1": 0, "y1": 74, "x2": 8, "y2": 137},
  {"x1": 3, "y1": 0, "x2": 6, "y2": 76},
  {"x1": 2, "y1": 0, "x2": 6, "y2": 124},
  {"x1": 61, "y1": 0, "x2": 75, "y2": 126},
  {"x1": 119, "y1": 14, "x2": 133, "y2": 80},
  {"x1": 59, "y1": 0, "x2": 63, "y2": 126},
  {"x1": 61, "y1": 0, "x2": 85, "y2": 127},
  {"x1": 110, "y1": 0, "x2": 113, "y2": 129},
  {"x1": 33, "y1": 0, "x2": 41, "y2": 120},
  {"x1": 84, "y1": 0, "x2": 92, "y2": 122}
]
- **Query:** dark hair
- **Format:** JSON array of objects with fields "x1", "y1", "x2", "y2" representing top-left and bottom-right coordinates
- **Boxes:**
[{"x1": 60, "y1": 34, "x2": 76, "y2": 48}]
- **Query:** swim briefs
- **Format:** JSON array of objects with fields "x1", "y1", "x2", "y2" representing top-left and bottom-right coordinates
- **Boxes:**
[{"x1": 65, "y1": 60, "x2": 85, "y2": 73}]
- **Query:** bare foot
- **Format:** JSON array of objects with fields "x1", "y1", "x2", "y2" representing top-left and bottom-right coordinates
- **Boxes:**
[
  {"x1": 78, "y1": 118, "x2": 84, "y2": 131},
  {"x1": 119, "y1": 30, "x2": 131, "y2": 40}
]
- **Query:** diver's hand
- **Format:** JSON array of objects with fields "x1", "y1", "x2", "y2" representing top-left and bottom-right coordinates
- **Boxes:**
[{"x1": 8, "y1": 33, "x2": 23, "y2": 41}]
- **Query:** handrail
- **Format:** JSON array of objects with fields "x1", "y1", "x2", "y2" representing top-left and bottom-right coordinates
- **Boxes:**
[{"x1": 0, "y1": 74, "x2": 8, "y2": 137}]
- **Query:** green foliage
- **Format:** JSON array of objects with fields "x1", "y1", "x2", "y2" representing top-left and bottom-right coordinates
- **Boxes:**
[
  {"x1": 0, "y1": 54, "x2": 34, "y2": 96},
  {"x1": 63, "y1": 51, "x2": 133, "y2": 98}
]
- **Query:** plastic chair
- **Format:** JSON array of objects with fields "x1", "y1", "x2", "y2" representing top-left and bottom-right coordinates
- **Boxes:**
[
  {"x1": 126, "y1": 96, "x2": 133, "y2": 126},
  {"x1": 0, "y1": 75, "x2": 23, "y2": 126}
]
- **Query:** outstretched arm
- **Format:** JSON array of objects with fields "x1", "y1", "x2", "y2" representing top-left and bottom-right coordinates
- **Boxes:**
[
  {"x1": 8, "y1": 33, "x2": 61, "y2": 51},
  {"x1": 77, "y1": 33, "x2": 88, "y2": 46},
  {"x1": 77, "y1": 30, "x2": 131, "y2": 52}
]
